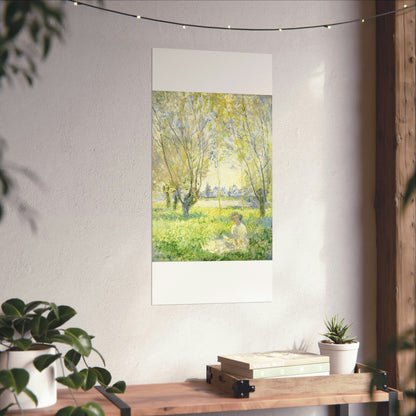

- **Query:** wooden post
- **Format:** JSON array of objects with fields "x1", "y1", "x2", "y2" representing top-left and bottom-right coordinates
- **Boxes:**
[{"x1": 376, "y1": 1, "x2": 416, "y2": 414}]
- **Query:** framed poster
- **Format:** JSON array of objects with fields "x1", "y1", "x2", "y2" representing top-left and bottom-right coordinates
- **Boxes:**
[{"x1": 152, "y1": 48, "x2": 272, "y2": 304}]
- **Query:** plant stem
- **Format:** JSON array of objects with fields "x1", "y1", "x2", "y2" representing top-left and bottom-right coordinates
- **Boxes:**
[
  {"x1": 55, "y1": 346, "x2": 78, "y2": 407},
  {"x1": 13, "y1": 392, "x2": 24, "y2": 416}
]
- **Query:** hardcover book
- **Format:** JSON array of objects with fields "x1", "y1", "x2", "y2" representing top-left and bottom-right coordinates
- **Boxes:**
[
  {"x1": 218, "y1": 351, "x2": 329, "y2": 370},
  {"x1": 220, "y1": 361, "x2": 330, "y2": 379}
]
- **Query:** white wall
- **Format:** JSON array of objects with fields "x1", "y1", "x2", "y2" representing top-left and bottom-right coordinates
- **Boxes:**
[{"x1": 0, "y1": 1, "x2": 376, "y2": 415}]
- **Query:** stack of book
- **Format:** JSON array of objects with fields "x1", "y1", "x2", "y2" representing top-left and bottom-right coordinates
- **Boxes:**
[{"x1": 217, "y1": 351, "x2": 330, "y2": 379}]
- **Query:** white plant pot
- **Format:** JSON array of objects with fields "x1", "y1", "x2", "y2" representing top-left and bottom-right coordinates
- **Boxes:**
[
  {"x1": 318, "y1": 341, "x2": 360, "y2": 374},
  {"x1": 0, "y1": 345, "x2": 57, "y2": 410}
]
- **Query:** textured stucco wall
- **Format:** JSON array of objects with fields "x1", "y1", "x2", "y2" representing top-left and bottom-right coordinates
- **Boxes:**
[{"x1": 0, "y1": 1, "x2": 376, "y2": 415}]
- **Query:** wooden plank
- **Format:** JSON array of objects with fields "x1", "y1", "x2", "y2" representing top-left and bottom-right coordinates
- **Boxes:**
[
  {"x1": 116, "y1": 381, "x2": 401, "y2": 416},
  {"x1": 208, "y1": 365, "x2": 371, "y2": 398},
  {"x1": 8, "y1": 388, "x2": 120, "y2": 416},
  {"x1": 376, "y1": 3, "x2": 416, "y2": 415}
]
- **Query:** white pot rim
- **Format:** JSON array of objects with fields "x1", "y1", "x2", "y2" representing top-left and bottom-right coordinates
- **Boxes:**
[{"x1": 318, "y1": 340, "x2": 360, "y2": 351}]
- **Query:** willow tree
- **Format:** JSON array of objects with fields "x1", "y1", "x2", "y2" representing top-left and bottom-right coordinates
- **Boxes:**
[
  {"x1": 224, "y1": 94, "x2": 272, "y2": 217},
  {"x1": 152, "y1": 91, "x2": 216, "y2": 217}
]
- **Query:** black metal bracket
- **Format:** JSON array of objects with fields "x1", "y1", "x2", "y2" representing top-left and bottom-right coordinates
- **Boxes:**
[
  {"x1": 206, "y1": 365, "x2": 213, "y2": 383},
  {"x1": 232, "y1": 380, "x2": 255, "y2": 398},
  {"x1": 95, "y1": 385, "x2": 131, "y2": 416},
  {"x1": 356, "y1": 363, "x2": 389, "y2": 391}
]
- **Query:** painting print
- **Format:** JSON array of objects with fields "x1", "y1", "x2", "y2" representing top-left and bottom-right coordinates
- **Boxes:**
[{"x1": 152, "y1": 49, "x2": 273, "y2": 304}]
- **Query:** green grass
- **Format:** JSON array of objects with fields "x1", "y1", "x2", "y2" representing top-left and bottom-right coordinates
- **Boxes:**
[{"x1": 152, "y1": 203, "x2": 272, "y2": 262}]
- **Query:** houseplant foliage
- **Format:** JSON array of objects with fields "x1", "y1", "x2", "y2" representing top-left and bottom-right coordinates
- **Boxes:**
[
  {"x1": 318, "y1": 315, "x2": 359, "y2": 374},
  {"x1": 0, "y1": 298, "x2": 125, "y2": 416},
  {"x1": 321, "y1": 315, "x2": 357, "y2": 344}
]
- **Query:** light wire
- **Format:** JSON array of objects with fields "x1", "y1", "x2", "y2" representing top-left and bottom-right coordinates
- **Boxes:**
[{"x1": 67, "y1": 0, "x2": 415, "y2": 32}]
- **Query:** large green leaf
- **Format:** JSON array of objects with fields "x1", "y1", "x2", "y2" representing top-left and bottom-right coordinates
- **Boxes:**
[
  {"x1": 51, "y1": 328, "x2": 91, "y2": 357},
  {"x1": 10, "y1": 338, "x2": 33, "y2": 350},
  {"x1": 31, "y1": 314, "x2": 49, "y2": 340},
  {"x1": 0, "y1": 368, "x2": 29, "y2": 393},
  {"x1": 47, "y1": 305, "x2": 76, "y2": 329},
  {"x1": 24, "y1": 301, "x2": 48, "y2": 314},
  {"x1": 0, "y1": 326, "x2": 14, "y2": 339},
  {"x1": 64, "y1": 349, "x2": 81, "y2": 372},
  {"x1": 56, "y1": 372, "x2": 86, "y2": 390},
  {"x1": 1, "y1": 298, "x2": 25, "y2": 317},
  {"x1": 92, "y1": 367, "x2": 111, "y2": 387},
  {"x1": 79, "y1": 368, "x2": 97, "y2": 391},
  {"x1": 33, "y1": 353, "x2": 61, "y2": 372},
  {"x1": 55, "y1": 403, "x2": 105, "y2": 416},
  {"x1": 106, "y1": 381, "x2": 126, "y2": 394}
]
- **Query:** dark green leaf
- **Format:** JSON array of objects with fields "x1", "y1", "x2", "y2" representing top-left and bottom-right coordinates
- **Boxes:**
[
  {"x1": 14, "y1": 317, "x2": 31, "y2": 336},
  {"x1": 51, "y1": 328, "x2": 91, "y2": 357},
  {"x1": 0, "y1": 326, "x2": 14, "y2": 339},
  {"x1": 31, "y1": 314, "x2": 49, "y2": 340},
  {"x1": 42, "y1": 35, "x2": 51, "y2": 59},
  {"x1": 23, "y1": 387, "x2": 38, "y2": 406},
  {"x1": 0, "y1": 403, "x2": 15, "y2": 416},
  {"x1": 403, "y1": 169, "x2": 416, "y2": 207},
  {"x1": 91, "y1": 347, "x2": 106, "y2": 366},
  {"x1": 1, "y1": 298, "x2": 25, "y2": 317},
  {"x1": 47, "y1": 305, "x2": 76, "y2": 329},
  {"x1": 64, "y1": 349, "x2": 81, "y2": 372},
  {"x1": 106, "y1": 381, "x2": 126, "y2": 394},
  {"x1": 24, "y1": 301, "x2": 48, "y2": 314},
  {"x1": 0, "y1": 369, "x2": 29, "y2": 393},
  {"x1": 10, "y1": 338, "x2": 32, "y2": 350},
  {"x1": 33, "y1": 353, "x2": 61, "y2": 372},
  {"x1": 80, "y1": 402, "x2": 105, "y2": 416},
  {"x1": 92, "y1": 367, "x2": 111, "y2": 387},
  {"x1": 80, "y1": 369, "x2": 97, "y2": 391},
  {"x1": 29, "y1": 19, "x2": 41, "y2": 42},
  {"x1": 55, "y1": 403, "x2": 105, "y2": 416},
  {"x1": 56, "y1": 372, "x2": 86, "y2": 390}
]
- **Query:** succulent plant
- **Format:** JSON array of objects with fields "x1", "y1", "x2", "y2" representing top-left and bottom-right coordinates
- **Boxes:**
[{"x1": 321, "y1": 315, "x2": 357, "y2": 344}]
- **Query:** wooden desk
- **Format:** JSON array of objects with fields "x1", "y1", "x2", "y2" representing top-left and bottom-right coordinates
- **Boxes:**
[{"x1": 13, "y1": 380, "x2": 402, "y2": 416}]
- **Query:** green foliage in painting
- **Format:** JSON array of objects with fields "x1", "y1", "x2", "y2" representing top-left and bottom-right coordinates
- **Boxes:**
[{"x1": 152, "y1": 204, "x2": 272, "y2": 262}]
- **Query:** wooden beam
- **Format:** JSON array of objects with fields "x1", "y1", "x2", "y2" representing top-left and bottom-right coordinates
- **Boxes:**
[{"x1": 376, "y1": 1, "x2": 416, "y2": 414}]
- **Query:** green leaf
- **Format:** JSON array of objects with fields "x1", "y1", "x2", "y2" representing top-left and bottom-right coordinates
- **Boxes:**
[
  {"x1": 31, "y1": 314, "x2": 49, "y2": 340},
  {"x1": 0, "y1": 326, "x2": 14, "y2": 339},
  {"x1": 56, "y1": 372, "x2": 86, "y2": 390},
  {"x1": 80, "y1": 368, "x2": 97, "y2": 391},
  {"x1": 47, "y1": 305, "x2": 76, "y2": 329},
  {"x1": 0, "y1": 369, "x2": 29, "y2": 393},
  {"x1": 14, "y1": 317, "x2": 31, "y2": 337},
  {"x1": 81, "y1": 402, "x2": 105, "y2": 416},
  {"x1": 106, "y1": 381, "x2": 126, "y2": 394},
  {"x1": 0, "y1": 403, "x2": 15, "y2": 416},
  {"x1": 1, "y1": 298, "x2": 25, "y2": 317},
  {"x1": 24, "y1": 301, "x2": 48, "y2": 314},
  {"x1": 92, "y1": 367, "x2": 111, "y2": 387},
  {"x1": 23, "y1": 387, "x2": 38, "y2": 406},
  {"x1": 10, "y1": 338, "x2": 32, "y2": 350},
  {"x1": 33, "y1": 353, "x2": 61, "y2": 372},
  {"x1": 403, "y1": 169, "x2": 416, "y2": 207},
  {"x1": 51, "y1": 328, "x2": 91, "y2": 357},
  {"x1": 64, "y1": 349, "x2": 81, "y2": 372},
  {"x1": 91, "y1": 347, "x2": 106, "y2": 366},
  {"x1": 55, "y1": 403, "x2": 105, "y2": 416},
  {"x1": 42, "y1": 35, "x2": 51, "y2": 59}
]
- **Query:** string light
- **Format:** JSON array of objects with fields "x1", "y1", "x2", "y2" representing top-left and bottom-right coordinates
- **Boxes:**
[{"x1": 66, "y1": 0, "x2": 416, "y2": 32}]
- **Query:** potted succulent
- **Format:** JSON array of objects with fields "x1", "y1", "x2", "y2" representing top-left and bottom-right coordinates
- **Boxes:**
[
  {"x1": 0, "y1": 298, "x2": 125, "y2": 416},
  {"x1": 318, "y1": 315, "x2": 360, "y2": 374}
]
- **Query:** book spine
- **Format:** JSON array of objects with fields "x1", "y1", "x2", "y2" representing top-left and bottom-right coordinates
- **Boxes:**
[{"x1": 221, "y1": 362, "x2": 330, "y2": 379}]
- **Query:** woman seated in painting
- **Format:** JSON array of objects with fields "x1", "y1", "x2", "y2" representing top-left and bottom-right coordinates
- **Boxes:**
[{"x1": 202, "y1": 212, "x2": 249, "y2": 254}]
